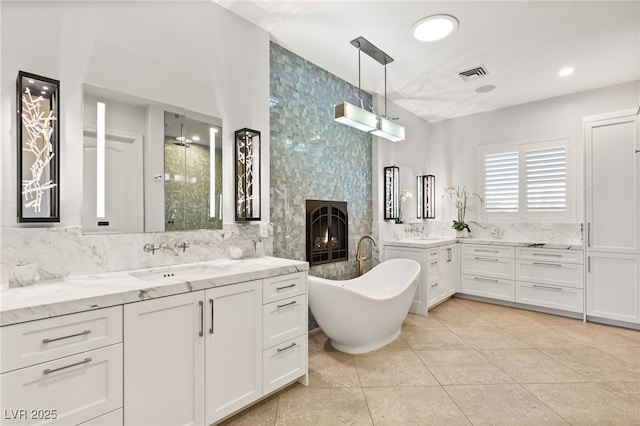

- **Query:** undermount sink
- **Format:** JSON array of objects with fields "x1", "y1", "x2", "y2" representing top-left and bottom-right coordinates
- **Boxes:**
[{"x1": 130, "y1": 264, "x2": 220, "y2": 281}]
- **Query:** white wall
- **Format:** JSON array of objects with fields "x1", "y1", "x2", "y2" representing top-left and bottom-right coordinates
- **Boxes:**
[
  {"x1": 0, "y1": 1, "x2": 270, "y2": 228},
  {"x1": 372, "y1": 93, "x2": 431, "y2": 224},
  {"x1": 429, "y1": 80, "x2": 640, "y2": 223}
]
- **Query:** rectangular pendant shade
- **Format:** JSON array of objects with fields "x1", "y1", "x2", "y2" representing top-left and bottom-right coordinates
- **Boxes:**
[
  {"x1": 334, "y1": 102, "x2": 378, "y2": 132},
  {"x1": 371, "y1": 116, "x2": 405, "y2": 142}
]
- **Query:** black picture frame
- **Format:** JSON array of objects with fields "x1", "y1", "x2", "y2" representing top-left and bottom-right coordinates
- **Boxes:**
[{"x1": 17, "y1": 71, "x2": 60, "y2": 223}]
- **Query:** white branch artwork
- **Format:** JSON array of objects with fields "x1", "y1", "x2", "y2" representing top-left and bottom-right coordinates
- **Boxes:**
[{"x1": 21, "y1": 87, "x2": 57, "y2": 213}]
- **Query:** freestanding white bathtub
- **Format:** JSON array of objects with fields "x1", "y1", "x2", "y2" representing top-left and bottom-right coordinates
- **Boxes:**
[{"x1": 308, "y1": 258, "x2": 420, "y2": 354}]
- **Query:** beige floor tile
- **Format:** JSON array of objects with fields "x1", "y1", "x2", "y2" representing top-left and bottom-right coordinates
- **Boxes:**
[
  {"x1": 219, "y1": 394, "x2": 279, "y2": 426},
  {"x1": 431, "y1": 310, "x2": 494, "y2": 327},
  {"x1": 477, "y1": 310, "x2": 544, "y2": 327},
  {"x1": 404, "y1": 327, "x2": 471, "y2": 350},
  {"x1": 364, "y1": 386, "x2": 471, "y2": 425},
  {"x1": 449, "y1": 326, "x2": 531, "y2": 349},
  {"x1": 541, "y1": 347, "x2": 640, "y2": 382},
  {"x1": 480, "y1": 348, "x2": 585, "y2": 383},
  {"x1": 307, "y1": 350, "x2": 360, "y2": 388},
  {"x1": 518, "y1": 309, "x2": 584, "y2": 326},
  {"x1": 551, "y1": 324, "x2": 640, "y2": 348},
  {"x1": 308, "y1": 331, "x2": 333, "y2": 353},
  {"x1": 524, "y1": 383, "x2": 640, "y2": 425},
  {"x1": 445, "y1": 383, "x2": 568, "y2": 425},
  {"x1": 602, "y1": 381, "x2": 640, "y2": 404},
  {"x1": 276, "y1": 386, "x2": 372, "y2": 425},
  {"x1": 501, "y1": 325, "x2": 587, "y2": 348},
  {"x1": 416, "y1": 349, "x2": 513, "y2": 385},
  {"x1": 402, "y1": 312, "x2": 444, "y2": 332},
  {"x1": 373, "y1": 335, "x2": 413, "y2": 351},
  {"x1": 597, "y1": 346, "x2": 640, "y2": 376},
  {"x1": 609, "y1": 326, "x2": 640, "y2": 344},
  {"x1": 354, "y1": 350, "x2": 438, "y2": 387}
]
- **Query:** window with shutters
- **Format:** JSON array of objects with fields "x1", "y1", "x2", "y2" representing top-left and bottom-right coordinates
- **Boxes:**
[{"x1": 479, "y1": 138, "x2": 572, "y2": 220}]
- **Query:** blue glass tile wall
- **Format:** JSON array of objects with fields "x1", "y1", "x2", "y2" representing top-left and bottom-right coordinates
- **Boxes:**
[{"x1": 270, "y1": 42, "x2": 374, "y2": 328}]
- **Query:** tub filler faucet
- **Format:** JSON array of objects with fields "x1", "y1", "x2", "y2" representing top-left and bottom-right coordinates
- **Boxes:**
[{"x1": 356, "y1": 236, "x2": 376, "y2": 277}]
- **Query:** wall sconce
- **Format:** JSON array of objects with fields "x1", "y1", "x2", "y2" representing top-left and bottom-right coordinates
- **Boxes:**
[
  {"x1": 235, "y1": 128, "x2": 261, "y2": 221},
  {"x1": 17, "y1": 71, "x2": 60, "y2": 222},
  {"x1": 416, "y1": 175, "x2": 423, "y2": 220},
  {"x1": 384, "y1": 166, "x2": 399, "y2": 221},
  {"x1": 422, "y1": 175, "x2": 435, "y2": 219}
]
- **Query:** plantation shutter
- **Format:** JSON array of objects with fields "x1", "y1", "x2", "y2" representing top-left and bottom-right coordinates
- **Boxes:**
[
  {"x1": 525, "y1": 146, "x2": 566, "y2": 212},
  {"x1": 483, "y1": 151, "x2": 519, "y2": 213}
]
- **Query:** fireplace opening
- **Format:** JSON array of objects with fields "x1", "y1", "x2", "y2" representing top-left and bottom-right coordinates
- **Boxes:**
[{"x1": 306, "y1": 200, "x2": 348, "y2": 266}]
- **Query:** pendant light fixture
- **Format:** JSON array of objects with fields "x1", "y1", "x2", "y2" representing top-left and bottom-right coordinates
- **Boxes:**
[
  {"x1": 333, "y1": 40, "x2": 378, "y2": 132},
  {"x1": 370, "y1": 60, "x2": 405, "y2": 142},
  {"x1": 334, "y1": 36, "x2": 405, "y2": 142}
]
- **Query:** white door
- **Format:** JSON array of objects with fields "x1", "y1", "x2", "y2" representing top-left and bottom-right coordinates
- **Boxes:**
[
  {"x1": 586, "y1": 253, "x2": 640, "y2": 324},
  {"x1": 585, "y1": 113, "x2": 640, "y2": 254},
  {"x1": 124, "y1": 292, "x2": 205, "y2": 426},
  {"x1": 206, "y1": 280, "x2": 262, "y2": 424},
  {"x1": 83, "y1": 129, "x2": 143, "y2": 233}
]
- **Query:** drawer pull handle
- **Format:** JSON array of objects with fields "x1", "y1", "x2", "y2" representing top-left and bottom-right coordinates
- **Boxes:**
[
  {"x1": 429, "y1": 251, "x2": 438, "y2": 256},
  {"x1": 430, "y1": 261, "x2": 438, "y2": 265},
  {"x1": 533, "y1": 284, "x2": 563, "y2": 291},
  {"x1": 431, "y1": 282, "x2": 439, "y2": 287},
  {"x1": 532, "y1": 253, "x2": 562, "y2": 258},
  {"x1": 474, "y1": 257, "x2": 499, "y2": 262},
  {"x1": 475, "y1": 249, "x2": 499, "y2": 253},
  {"x1": 199, "y1": 301, "x2": 204, "y2": 337},
  {"x1": 276, "y1": 284, "x2": 296, "y2": 291},
  {"x1": 42, "y1": 329, "x2": 91, "y2": 344},
  {"x1": 277, "y1": 300, "x2": 297, "y2": 309},
  {"x1": 473, "y1": 277, "x2": 498, "y2": 283},
  {"x1": 532, "y1": 262, "x2": 563, "y2": 267},
  {"x1": 43, "y1": 357, "x2": 92, "y2": 375},
  {"x1": 209, "y1": 299, "x2": 214, "y2": 334},
  {"x1": 277, "y1": 342, "x2": 297, "y2": 353}
]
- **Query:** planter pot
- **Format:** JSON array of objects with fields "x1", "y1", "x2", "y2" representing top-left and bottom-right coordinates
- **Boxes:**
[{"x1": 456, "y1": 229, "x2": 470, "y2": 238}]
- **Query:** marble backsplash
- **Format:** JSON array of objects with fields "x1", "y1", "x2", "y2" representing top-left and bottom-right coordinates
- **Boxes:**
[{"x1": 0, "y1": 223, "x2": 272, "y2": 285}]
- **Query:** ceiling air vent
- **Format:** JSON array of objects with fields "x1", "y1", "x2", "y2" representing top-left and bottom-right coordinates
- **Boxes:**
[{"x1": 458, "y1": 65, "x2": 488, "y2": 82}]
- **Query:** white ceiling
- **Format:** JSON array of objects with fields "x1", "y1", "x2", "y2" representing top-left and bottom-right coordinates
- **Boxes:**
[{"x1": 214, "y1": 0, "x2": 640, "y2": 122}]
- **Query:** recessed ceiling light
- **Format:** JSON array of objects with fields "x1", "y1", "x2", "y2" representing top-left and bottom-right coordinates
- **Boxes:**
[
  {"x1": 412, "y1": 14, "x2": 459, "y2": 42},
  {"x1": 476, "y1": 85, "x2": 496, "y2": 93},
  {"x1": 558, "y1": 67, "x2": 574, "y2": 77}
]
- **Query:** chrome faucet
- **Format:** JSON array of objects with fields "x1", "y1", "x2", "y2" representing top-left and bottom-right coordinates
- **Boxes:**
[
  {"x1": 356, "y1": 235, "x2": 376, "y2": 277},
  {"x1": 159, "y1": 242, "x2": 178, "y2": 256}
]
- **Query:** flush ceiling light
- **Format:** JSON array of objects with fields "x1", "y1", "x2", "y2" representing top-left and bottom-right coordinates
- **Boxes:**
[
  {"x1": 558, "y1": 66, "x2": 575, "y2": 77},
  {"x1": 412, "y1": 14, "x2": 459, "y2": 42}
]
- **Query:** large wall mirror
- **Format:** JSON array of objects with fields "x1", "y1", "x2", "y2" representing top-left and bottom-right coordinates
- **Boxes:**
[{"x1": 82, "y1": 86, "x2": 223, "y2": 234}]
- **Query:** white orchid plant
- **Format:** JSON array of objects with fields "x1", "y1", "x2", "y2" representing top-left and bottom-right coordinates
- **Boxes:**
[
  {"x1": 442, "y1": 185, "x2": 484, "y2": 233},
  {"x1": 397, "y1": 189, "x2": 414, "y2": 223}
]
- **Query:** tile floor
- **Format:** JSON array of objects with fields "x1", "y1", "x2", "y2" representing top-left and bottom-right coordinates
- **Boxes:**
[{"x1": 221, "y1": 298, "x2": 640, "y2": 425}]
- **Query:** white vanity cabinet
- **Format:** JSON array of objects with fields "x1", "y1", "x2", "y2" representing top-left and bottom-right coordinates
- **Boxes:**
[
  {"x1": 384, "y1": 242, "x2": 459, "y2": 314},
  {"x1": 124, "y1": 281, "x2": 262, "y2": 426},
  {"x1": 460, "y1": 244, "x2": 515, "y2": 301},
  {"x1": 515, "y1": 247, "x2": 584, "y2": 313},
  {"x1": 123, "y1": 272, "x2": 307, "y2": 426},
  {"x1": 1, "y1": 306, "x2": 123, "y2": 426}
]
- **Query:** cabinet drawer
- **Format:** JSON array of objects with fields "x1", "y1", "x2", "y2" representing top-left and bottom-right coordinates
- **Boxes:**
[
  {"x1": 263, "y1": 335, "x2": 307, "y2": 395},
  {"x1": 78, "y1": 409, "x2": 122, "y2": 426},
  {"x1": 461, "y1": 245, "x2": 515, "y2": 258},
  {"x1": 460, "y1": 274, "x2": 515, "y2": 301},
  {"x1": 516, "y1": 281, "x2": 583, "y2": 313},
  {"x1": 1, "y1": 344, "x2": 123, "y2": 426},
  {"x1": 263, "y1": 295, "x2": 306, "y2": 349},
  {"x1": 426, "y1": 258, "x2": 439, "y2": 283},
  {"x1": 461, "y1": 255, "x2": 515, "y2": 280},
  {"x1": 516, "y1": 260, "x2": 584, "y2": 289},
  {"x1": 1, "y1": 306, "x2": 123, "y2": 373},
  {"x1": 517, "y1": 247, "x2": 584, "y2": 264},
  {"x1": 263, "y1": 272, "x2": 306, "y2": 304},
  {"x1": 427, "y1": 248, "x2": 440, "y2": 260}
]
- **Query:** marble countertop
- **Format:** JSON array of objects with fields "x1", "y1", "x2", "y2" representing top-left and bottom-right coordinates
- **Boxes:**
[
  {"x1": 0, "y1": 257, "x2": 309, "y2": 327},
  {"x1": 385, "y1": 237, "x2": 582, "y2": 251}
]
